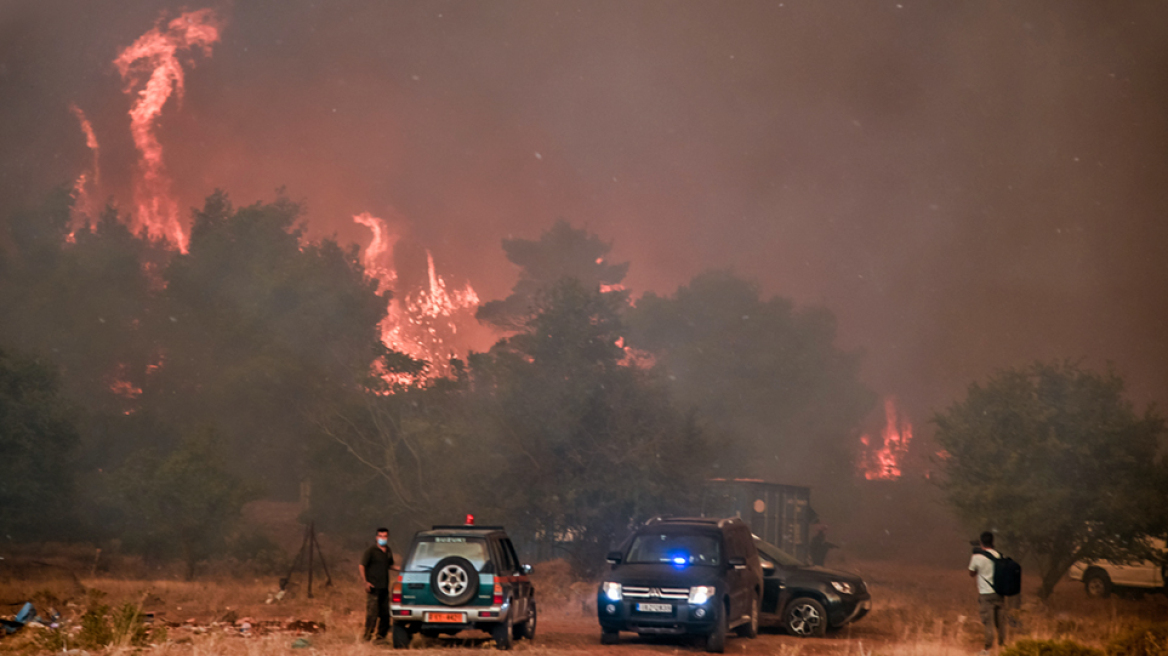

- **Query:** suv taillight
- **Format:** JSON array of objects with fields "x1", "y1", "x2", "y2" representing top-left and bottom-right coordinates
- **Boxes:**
[
  {"x1": 391, "y1": 575, "x2": 403, "y2": 604},
  {"x1": 492, "y1": 582, "x2": 503, "y2": 605}
]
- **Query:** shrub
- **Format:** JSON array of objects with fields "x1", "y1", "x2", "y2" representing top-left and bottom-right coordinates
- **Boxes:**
[
  {"x1": 1108, "y1": 623, "x2": 1168, "y2": 656},
  {"x1": 73, "y1": 594, "x2": 160, "y2": 649},
  {"x1": 78, "y1": 601, "x2": 113, "y2": 649},
  {"x1": 1003, "y1": 639, "x2": 1105, "y2": 656}
]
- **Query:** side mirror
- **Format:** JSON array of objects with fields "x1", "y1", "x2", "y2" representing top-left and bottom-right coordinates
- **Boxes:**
[
  {"x1": 761, "y1": 562, "x2": 776, "y2": 575},
  {"x1": 606, "y1": 551, "x2": 623, "y2": 565},
  {"x1": 522, "y1": 564, "x2": 533, "y2": 575},
  {"x1": 728, "y1": 557, "x2": 747, "y2": 570}
]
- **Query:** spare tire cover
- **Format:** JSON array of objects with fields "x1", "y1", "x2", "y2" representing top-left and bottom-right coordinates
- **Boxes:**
[{"x1": 430, "y1": 556, "x2": 479, "y2": 606}]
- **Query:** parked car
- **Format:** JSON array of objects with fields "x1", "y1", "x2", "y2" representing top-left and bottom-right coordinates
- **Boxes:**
[
  {"x1": 597, "y1": 517, "x2": 763, "y2": 653},
  {"x1": 1068, "y1": 537, "x2": 1167, "y2": 598},
  {"x1": 390, "y1": 523, "x2": 536, "y2": 650},
  {"x1": 753, "y1": 536, "x2": 870, "y2": 637}
]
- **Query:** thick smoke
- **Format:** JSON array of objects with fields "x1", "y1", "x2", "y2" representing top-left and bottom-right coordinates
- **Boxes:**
[{"x1": 1, "y1": 0, "x2": 1166, "y2": 425}]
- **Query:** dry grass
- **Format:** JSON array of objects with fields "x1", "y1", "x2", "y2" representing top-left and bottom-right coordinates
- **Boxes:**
[{"x1": 3, "y1": 551, "x2": 1167, "y2": 655}]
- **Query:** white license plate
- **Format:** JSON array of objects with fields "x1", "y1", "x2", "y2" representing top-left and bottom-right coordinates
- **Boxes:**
[{"x1": 636, "y1": 603, "x2": 672, "y2": 613}]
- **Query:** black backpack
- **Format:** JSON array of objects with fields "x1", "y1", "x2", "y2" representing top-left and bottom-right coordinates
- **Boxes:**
[{"x1": 974, "y1": 548, "x2": 1022, "y2": 597}]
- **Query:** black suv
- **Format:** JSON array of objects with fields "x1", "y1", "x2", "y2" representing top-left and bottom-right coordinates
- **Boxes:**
[
  {"x1": 597, "y1": 517, "x2": 763, "y2": 653},
  {"x1": 754, "y1": 537, "x2": 870, "y2": 637},
  {"x1": 390, "y1": 524, "x2": 536, "y2": 650}
]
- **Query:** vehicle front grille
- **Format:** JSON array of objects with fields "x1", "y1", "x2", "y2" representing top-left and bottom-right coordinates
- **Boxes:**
[{"x1": 623, "y1": 586, "x2": 689, "y2": 600}]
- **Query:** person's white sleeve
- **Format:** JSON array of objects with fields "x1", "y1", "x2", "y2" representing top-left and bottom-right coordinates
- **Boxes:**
[{"x1": 968, "y1": 554, "x2": 979, "y2": 572}]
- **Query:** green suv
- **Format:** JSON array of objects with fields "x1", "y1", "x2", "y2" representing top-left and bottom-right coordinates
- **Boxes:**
[{"x1": 390, "y1": 523, "x2": 536, "y2": 650}]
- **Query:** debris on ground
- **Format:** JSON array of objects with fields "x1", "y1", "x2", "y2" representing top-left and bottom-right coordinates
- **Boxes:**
[
  {"x1": 291, "y1": 637, "x2": 312, "y2": 649},
  {"x1": 159, "y1": 617, "x2": 326, "y2": 637},
  {"x1": 0, "y1": 602, "x2": 51, "y2": 636},
  {"x1": 2, "y1": 600, "x2": 323, "y2": 645}
]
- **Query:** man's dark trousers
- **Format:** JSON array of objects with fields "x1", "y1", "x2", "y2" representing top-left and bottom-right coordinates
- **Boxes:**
[{"x1": 365, "y1": 588, "x2": 390, "y2": 640}]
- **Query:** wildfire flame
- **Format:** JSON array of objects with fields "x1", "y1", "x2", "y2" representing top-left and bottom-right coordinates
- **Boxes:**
[
  {"x1": 353, "y1": 212, "x2": 399, "y2": 290},
  {"x1": 69, "y1": 104, "x2": 101, "y2": 232},
  {"x1": 354, "y1": 214, "x2": 480, "y2": 382},
  {"x1": 859, "y1": 396, "x2": 913, "y2": 480},
  {"x1": 114, "y1": 8, "x2": 222, "y2": 252}
]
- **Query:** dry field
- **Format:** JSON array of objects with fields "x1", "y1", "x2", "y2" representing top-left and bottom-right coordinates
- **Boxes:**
[{"x1": 3, "y1": 551, "x2": 1167, "y2": 656}]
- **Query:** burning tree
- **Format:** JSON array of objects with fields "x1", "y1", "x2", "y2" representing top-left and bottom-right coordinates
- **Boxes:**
[
  {"x1": 934, "y1": 361, "x2": 1168, "y2": 600},
  {"x1": 858, "y1": 397, "x2": 914, "y2": 481}
]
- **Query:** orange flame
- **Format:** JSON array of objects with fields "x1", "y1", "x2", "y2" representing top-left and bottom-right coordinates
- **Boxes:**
[
  {"x1": 858, "y1": 396, "x2": 913, "y2": 480},
  {"x1": 354, "y1": 214, "x2": 480, "y2": 383},
  {"x1": 107, "y1": 364, "x2": 143, "y2": 416},
  {"x1": 353, "y1": 212, "x2": 399, "y2": 290},
  {"x1": 114, "y1": 8, "x2": 222, "y2": 252},
  {"x1": 68, "y1": 104, "x2": 101, "y2": 234}
]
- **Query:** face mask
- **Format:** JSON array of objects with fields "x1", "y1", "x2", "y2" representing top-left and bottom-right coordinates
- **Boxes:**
[{"x1": 377, "y1": 538, "x2": 388, "y2": 547}]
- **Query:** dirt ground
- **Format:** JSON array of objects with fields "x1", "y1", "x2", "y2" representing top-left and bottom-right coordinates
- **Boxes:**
[{"x1": 3, "y1": 554, "x2": 1168, "y2": 655}]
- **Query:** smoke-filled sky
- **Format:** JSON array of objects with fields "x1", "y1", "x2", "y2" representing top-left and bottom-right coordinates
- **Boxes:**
[{"x1": 2, "y1": 0, "x2": 1167, "y2": 424}]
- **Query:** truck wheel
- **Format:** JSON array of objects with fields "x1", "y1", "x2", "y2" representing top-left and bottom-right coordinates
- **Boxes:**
[
  {"x1": 514, "y1": 601, "x2": 536, "y2": 640},
  {"x1": 735, "y1": 595, "x2": 759, "y2": 638},
  {"x1": 430, "y1": 556, "x2": 479, "y2": 606},
  {"x1": 392, "y1": 625, "x2": 413, "y2": 649},
  {"x1": 704, "y1": 600, "x2": 727, "y2": 653},
  {"x1": 600, "y1": 629, "x2": 619, "y2": 645},
  {"x1": 784, "y1": 598, "x2": 827, "y2": 637},
  {"x1": 492, "y1": 615, "x2": 514, "y2": 650},
  {"x1": 1084, "y1": 570, "x2": 1112, "y2": 599}
]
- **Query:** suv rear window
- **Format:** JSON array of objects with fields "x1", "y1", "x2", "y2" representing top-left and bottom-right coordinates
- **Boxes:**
[
  {"x1": 405, "y1": 537, "x2": 489, "y2": 572},
  {"x1": 627, "y1": 532, "x2": 721, "y2": 566}
]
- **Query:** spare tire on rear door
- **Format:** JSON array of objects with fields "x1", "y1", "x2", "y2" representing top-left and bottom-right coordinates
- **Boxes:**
[{"x1": 431, "y1": 556, "x2": 479, "y2": 606}]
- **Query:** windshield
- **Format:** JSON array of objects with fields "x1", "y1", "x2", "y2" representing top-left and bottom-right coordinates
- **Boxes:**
[
  {"x1": 756, "y1": 540, "x2": 803, "y2": 567},
  {"x1": 626, "y1": 532, "x2": 721, "y2": 566},
  {"x1": 405, "y1": 537, "x2": 489, "y2": 572}
]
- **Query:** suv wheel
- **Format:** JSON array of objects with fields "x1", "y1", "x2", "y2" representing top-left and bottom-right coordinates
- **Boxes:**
[
  {"x1": 785, "y1": 597, "x2": 826, "y2": 637},
  {"x1": 392, "y1": 624, "x2": 413, "y2": 649},
  {"x1": 514, "y1": 601, "x2": 536, "y2": 640},
  {"x1": 735, "y1": 594, "x2": 759, "y2": 639},
  {"x1": 1084, "y1": 570, "x2": 1112, "y2": 599},
  {"x1": 600, "y1": 629, "x2": 619, "y2": 645},
  {"x1": 492, "y1": 614, "x2": 514, "y2": 650},
  {"x1": 704, "y1": 600, "x2": 727, "y2": 653},
  {"x1": 430, "y1": 556, "x2": 479, "y2": 606}
]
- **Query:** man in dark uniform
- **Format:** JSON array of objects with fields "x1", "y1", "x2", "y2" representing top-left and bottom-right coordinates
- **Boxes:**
[
  {"x1": 360, "y1": 527, "x2": 396, "y2": 642},
  {"x1": 809, "y1": 525, "x2": 838, "y2": 566}
]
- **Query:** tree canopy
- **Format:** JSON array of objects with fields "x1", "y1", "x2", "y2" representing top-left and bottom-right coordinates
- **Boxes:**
[
  {"x1": 469, "y1": 279, "x2": 707, "y2": 572},
  {"x1": 475, "y1": 220, "x2": 629, "y2": 330},
  {"x1": 628, "y1": 271, "x2": 874, "y2": 486},
  {"x1": 933, "y1": 360, "x2": 1168, "y2": 599},
  {"x1": 0, "y1": 346, "x2": 79, "y2": 540},
  {"x1": 146, "y1": 191, "x2": 388, "y2": 494},
  {"x1": 111, "y1": 429, "x2": 258, "y2": 579}
]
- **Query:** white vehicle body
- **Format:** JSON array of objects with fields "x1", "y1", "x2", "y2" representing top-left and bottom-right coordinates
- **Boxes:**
[{"x1": 1068, "y1": 537, "x2": 1166, "y2": 597}]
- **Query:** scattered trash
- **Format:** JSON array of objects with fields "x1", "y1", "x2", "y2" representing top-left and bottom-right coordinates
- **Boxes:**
[
  {"x1": 291, "y1": 637, "x2": 312, "y2": 649},
  {"x1": 1, "y1": 602, "x2": 44, "y2": 635},
  {"x1": 3, "y1": 599, "x2": 323, "y2": 644},
  {"x1": 286, "y1": 619, "x2": 324, "y2": 634},
  {"x1": 265, "y1": 589, "x2": 287, "y2": 604}
]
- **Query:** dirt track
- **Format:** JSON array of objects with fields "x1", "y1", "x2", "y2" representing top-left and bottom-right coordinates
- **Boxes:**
[{"x1": 414, "y1": 615, "x2": 892, "y2": 656}]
